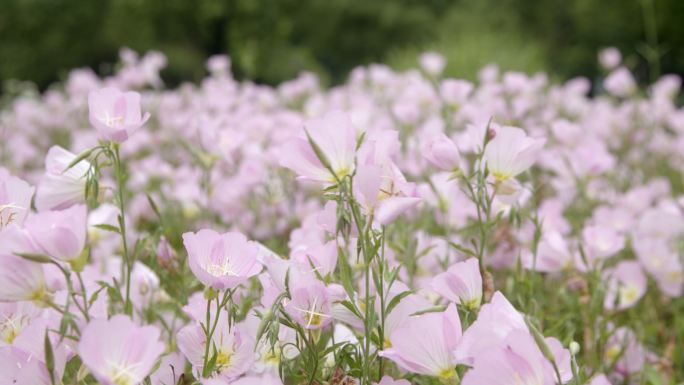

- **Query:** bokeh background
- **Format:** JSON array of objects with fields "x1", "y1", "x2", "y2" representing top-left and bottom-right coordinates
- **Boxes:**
[{"x1": 2, "y1": 0, "x2": 683, "y2": 90}]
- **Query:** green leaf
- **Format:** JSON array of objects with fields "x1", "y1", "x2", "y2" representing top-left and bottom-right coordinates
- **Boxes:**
[
  {"x1": 385, "y1": 290, "x2": 413, "y2": 316},
  {"x1": 44, "y1": 331, "x2": 56, "y2": 385},
  {"x1": 410, "y1": 305, "x2": 447, "y2": 316},
  {"x1": 146, "y1": 193, "x2": 162, "y2": 221},
  {"x1": 448, "y1": 242, "x2": 476, "y2": 257},
  {"x1": 92, "y1": 223, "x2": 120, "y2": 234},
  {"x1": 15, "y1": 252, "x2": 52, "y2": 264},
  {"x1": 202, "y1": 345, "x2": 219, "y2": 378},
  {"x1": 64, "y1": 147, "x2": 94, "y2": 171},
  {"x1": 339, "y1": 300, "x2": 363, "y2": 319}
]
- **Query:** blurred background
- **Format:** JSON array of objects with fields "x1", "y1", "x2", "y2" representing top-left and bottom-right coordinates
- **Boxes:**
[{"x1": 1, "y1": 0, "x2": 682, "y2": 90}]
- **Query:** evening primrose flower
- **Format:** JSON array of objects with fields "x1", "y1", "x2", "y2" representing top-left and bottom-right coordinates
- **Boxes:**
[
  {"x1": 431, "y1": 258, "x2": 482, "y2": 309},
  {"x1": 462, "y1": 330, "x2": 560, "y2": 385},
  {"x1": 88, "y1": 87, "x2": 150, "y2": 143},
  {"x1": 280, "y1": 110, "x2": 356, "y2": 184},
  {"x1": 483, "y1": 126, "x2": 545, "y2": 184},
  {"x1": 604, "y1": 261, "x2": 647, "y2": 310},
  {"x1": 380, "y1": 304, "x2": 461, "y2": 380},
  {"x1": 285, "y1": 278, "x2": 333, "y2": 330},
  {"x1": 422, "y1": 133, "x2": 461, "y2": 172},
  {"x1": 183, "y1": 229, "x2": 263, "y2": 290},
  {"x1": 0, "y1": 254, "x2": 48, "y2": 302},
  {"x1": 177, "y1": 315, "x2": 254, "y2": 381},
  {"x1": 0, "y1": 168, "x2": 34, "y2": 230},
  {"x1": 0, "y1": 301, "x2": 41, "y2": 344},
  {"x1": 24, "y1": 204, "x2": 87, "y2": 263},
  {"x1": 78, "y1": 315, "x2": 165, "y2": 385},
  {"x1": 34, "y1": 145, "x2": 91, "y2": 211}
]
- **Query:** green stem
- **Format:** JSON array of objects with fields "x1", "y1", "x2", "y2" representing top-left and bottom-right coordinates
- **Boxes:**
[{"x1": 112, "y1": 143, "x2": 133, "y2": 315}]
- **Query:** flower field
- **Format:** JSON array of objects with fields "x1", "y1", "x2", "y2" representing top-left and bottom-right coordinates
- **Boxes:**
[{"x1": 0, "y1": 49, "x2": 682, "y2": 384}]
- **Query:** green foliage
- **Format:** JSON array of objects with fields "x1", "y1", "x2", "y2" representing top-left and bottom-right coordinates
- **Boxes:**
[{"x1": 2, "y1": 0, "x2": 684, "y2": 89}]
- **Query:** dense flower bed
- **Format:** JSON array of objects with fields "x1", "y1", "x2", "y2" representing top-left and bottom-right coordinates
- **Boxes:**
[{"x1": 1, "y1": 48, "x2": 682, "y2": 385}]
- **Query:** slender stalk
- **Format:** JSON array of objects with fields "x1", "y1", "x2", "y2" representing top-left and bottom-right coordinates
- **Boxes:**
[{"x1": 112, "y1": 143, "x2": 133, "y2": 315}]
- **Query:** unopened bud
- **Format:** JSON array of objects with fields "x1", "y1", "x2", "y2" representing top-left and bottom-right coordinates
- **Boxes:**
[
  {"x1": 569, "y1": 341, "x2": 581, "y2": 355},
  {"x1": 487, "y1": 128, "x2": 497, "y2": 140},
  {"x1": 156, "y1": 236, "x2": 176, "y2": 267}
]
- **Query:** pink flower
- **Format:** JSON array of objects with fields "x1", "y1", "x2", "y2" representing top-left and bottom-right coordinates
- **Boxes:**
[
  {"x1": 150, "y1": 352, "x2": 186, "y2": 385},
  {"x1": 177, "y1": 315, "x2": 254, "y2": 381},
  {"x1": 582, "y1": 225, "x2": 625, "y2": 261},
  {"x1": 0, "y1": 346, "x2": 52, "y2": 385},
  {"x1": 604, "y1": 261, "x2": 647, "y2": 310},
  {"x1": 599, "y1": 47, "x2": 622, "y2": 70},
  {"x1": 431, "y1": 258, "x2": 482, "y2": 309},
  {"x1": 78, "y1": 315, "x2": 165, "y2": 385},
  {"x1": 461, "y1": 330, "x2": 558, "y2": 385},
  {"x1": 604, "y1": 327, "x2": 646, "y2": 376},
  {"x1": 183, "y1": 229, "x2": 262, "y2": 290},
  {"x1": 380, "y1": 303, "x2": 461, "y2": 379},
  {"x1": 423, "y1": 133, "x2": 461, "y2": 172},
  {"x1": 522, "y1": 231, "x2": 574, "y2": 273},
  {"x1": 353, "y1": 164, "x2": 421, "y2": 226},
  {"x1": 0, "y1": 254, "x2": 47, "y2": 302},
  {"x1": 280, "y1": 111, "x2": 356, "y2": 184},
  {"x1": 454, "y1": 291, "x2": 527, "y2": 363},
  {"x1": 285, "y1": 278, "x2": 333, "y2": 330},
  {"x1": 24, "y1": 204, "x2": 87, "y2": 263},
  {"x1": 483, "y1": 126, "x2": 545, "y2": 183},
  {"x1": 292, "y1": 240, "x2": 338, "y2": 278},
  {"x1": 419, "y1": 52, "x2": 446, "y2": 76},
  {"x1": 604, "y1": 67, "x2": 636, "y2": 97},
  {"x1": 88, "y1": 87, "x2": 150, "y2": 142},
  {"x1": 35, "y1": 146, "x2": 90, "y2": 211},
  {"x1": 0, "y1": 168, "x2": 34, "y2": 230}
]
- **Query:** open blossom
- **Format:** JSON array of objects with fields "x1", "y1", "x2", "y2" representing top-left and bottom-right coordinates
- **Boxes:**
[
  {"x1": 0, "y1": 346, "x2": 53, "y2": 385},
  {"x1": 177, "y1": 315, "x2": 254, "y2": 381},
  {"x1": 24, "y1": 204, "x2": 87, "y2": 262},
  {"x1": 604, "y1": 261, "x2": 647, "y2": 310},
  {"x1": 0, "y1": 253, "x2": 47, "y2": 302},
  {"x1": 353, "y1": 164, "x2": 421, "y2": 225},
  {"x1": 582, "y1": 224, "x2": 625, "y2": 261},
  {"x1": 292, "y1": 240, "x2": 338, "y2": 278},
  {"x1": 78, "y1": 315, "x2": 165, "y2": 385},
  {"x1": 455, "y1": 291, "x2": 527, "y2": 363},
  {"x1": 604, "y1": 327, "x2": 646, "y2": 376},
  {"x1": 280, "y1": 110, "x2": 356, "y2": 184},
  {"x1": 462, "y1": 330, "x2": 561, "y2": 385},
  {"x1": 523, "y1": 231, "x2": 574, "y2": 273},
  {"x1": 483, "y1": 125, "x2": 545, "y2": 184},
  {"x1": 35, "y1": 145, "x2": 91, "y2": 211},
  {"x1": 183, "y1": 229, "x2": 263, "y2": 290},
  {"x1": 285, "y1": 278, "x2": 333, "y2": 330},
  {"x1": 0, "y1": 301, "x2": 42, "y2": 344},
  {"x1": 0, "y1": 169, "x2": 34, "y2": 230},
  {"x1": 88, "y1": 87, "x2": 150, "y2": 142},
  {"x1": 380, "y1": 303, "x2": 461, "y2": 379},
  {"x1": 431, "y1": 258, "x2": 482, "y2": 309}
]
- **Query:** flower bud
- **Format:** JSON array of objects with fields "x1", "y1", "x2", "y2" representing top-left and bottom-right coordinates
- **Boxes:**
[{"x1": 423, "y1": 133, "x2": 461, "y2": 172}]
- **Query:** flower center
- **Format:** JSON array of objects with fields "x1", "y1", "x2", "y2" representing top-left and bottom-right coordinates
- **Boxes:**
[
  {"x1": 108, "y1": 363, "x2": 136, "y2": 385},
  {"x1": 101, "y1": 111, "x2": 124, "y2": 128},
  {"x1": 205, "y1": 261, "x2": 237, "y2": 277},
  {"x1": 216, "y1": 350, "x2": 232, "y2": 371},
  {"x1": 0, "y1": 203, "x2": 21, "y2": 229}
]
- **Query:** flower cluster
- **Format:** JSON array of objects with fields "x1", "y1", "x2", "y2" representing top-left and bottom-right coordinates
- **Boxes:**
[{"x1": 0, "y1": 47, "x2": 681, "y2": 385}]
